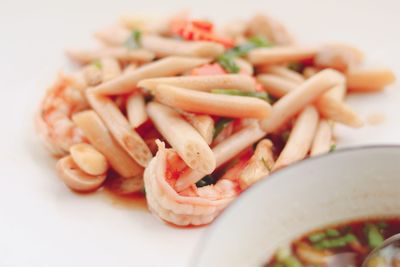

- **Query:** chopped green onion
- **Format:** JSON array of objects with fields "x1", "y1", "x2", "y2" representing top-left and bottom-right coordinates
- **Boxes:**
[
  {"x1": 211, "y1": 89, "x2": 270, "y2": 102},
  {"x1": 195, "y1": 175, "x2": 215, "y2": 188},
  {"x1": 308, "y1": 232, "x2": 327, "y2": 243},
  {"x1": 217, "y1": 35, "x2": 272, "y2": 73},
  {"x1": 213, "y1": 118, "x2": 233, "y2": 139},
  {"x1": 228, "y1": 36, "x2": 272, "y2": 57},
  {"x1": 365, "y1": 224, "x2": 384, "y2": 249},
  {"x1": 314, "y1": 234, "x2": 357, "y2": 249},
  {"x1": 125, "y1": 30, "x2": 142, "y2": 49},
  {"x1": 248, "y1": 36, "x2": 272, "y2": 48},
  {"x1": 228, "y1": 43, "x2": 255, "y2": 57},
  {"x1": 288, "y1": 62, "x2": 305, "y2": 73},
  {"x1": 92, "y1": 59, "x2": 102, "y2": 69},
  {"x1": 271, "y1": 263, "x2": 285, "y2": 267},
  {"x1": 282, "y1": 256, "x2": 304, "y2": 267},
  {"x1": 217, "y1": 54, "x2": 240, "y2": 73},
  {"x1": 326, "y1": 228, "x2": 340, "y2": 237},
  {"x1": 329, "y1": 144, "x2": 336, "y2": 152}
]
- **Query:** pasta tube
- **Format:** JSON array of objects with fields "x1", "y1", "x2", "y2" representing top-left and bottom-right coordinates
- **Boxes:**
[
  {"x1": 72, "y1": 110, "x2": 143, "y2": 178},
  {"x1": 273, "y1": 106, "x2": 319, "y2": 170},
  {"x1": 147, "y1": 102, "x2": 216, "y2": 174},
  {"x1": 138, "y1": 74, "x2": 257, "y2": 92},
  {"x1": 153, "y1": 84, "x2": 271, "y2": 119},
  {"x1": 92, "y1": 56, "x2": 211, "y2": 95}
]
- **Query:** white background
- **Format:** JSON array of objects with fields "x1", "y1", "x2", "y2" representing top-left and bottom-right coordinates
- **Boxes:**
[{"x1": 1, "y1": 0, "x2": 400, "y2": 266}]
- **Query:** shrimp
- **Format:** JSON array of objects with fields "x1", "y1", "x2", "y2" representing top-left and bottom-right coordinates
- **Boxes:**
[
  {"x1": 36, "y1": 73, "x2": 88, "y2": 156},
  {"x1": 144, "y1": 141, "x2": 240, "y2": 226}
]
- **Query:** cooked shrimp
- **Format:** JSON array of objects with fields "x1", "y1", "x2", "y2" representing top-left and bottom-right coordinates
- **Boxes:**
[
  {"x1": 144, "y1": 141, "x2": 240, "y2": 226},
  {"x1": 36, "y1": 74, "x2": 88, "y2": 156},
  {"x1": 57, "y1": 156, "x2": 107, "y2": 192}
]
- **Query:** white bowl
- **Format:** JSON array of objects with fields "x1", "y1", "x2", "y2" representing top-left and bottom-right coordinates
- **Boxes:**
[{"x1": 194, "y1": 146, "x2": 400, "y2": 267}]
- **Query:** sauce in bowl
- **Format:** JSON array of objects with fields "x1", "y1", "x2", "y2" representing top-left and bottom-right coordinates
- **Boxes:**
[{"x1": 265, "y1": 218, "x2": 400, "y2": 267}]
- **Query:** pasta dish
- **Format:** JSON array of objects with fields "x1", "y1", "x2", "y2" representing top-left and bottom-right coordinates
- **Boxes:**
[{"x1": 36, "y1": 12, "x2": 396, "y2": 226}]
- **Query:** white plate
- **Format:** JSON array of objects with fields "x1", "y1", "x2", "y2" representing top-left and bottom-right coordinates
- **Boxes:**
[{"x1": 0, "y1": 0, "x2": 399, "y2": 266}]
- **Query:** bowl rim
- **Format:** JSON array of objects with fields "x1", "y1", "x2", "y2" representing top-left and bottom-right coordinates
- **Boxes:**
[{"x1": 192, "y1": 144, "x2": 400, "y2": 266}]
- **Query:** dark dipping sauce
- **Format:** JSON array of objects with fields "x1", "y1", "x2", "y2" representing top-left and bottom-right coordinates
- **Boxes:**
[{"x1": 265, "y1": 218, "x2": 400, "y2": 267}]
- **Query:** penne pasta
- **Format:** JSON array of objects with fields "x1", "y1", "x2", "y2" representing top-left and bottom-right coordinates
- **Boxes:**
[
  {"x1": 72, "y1": 110, "x2": 143, "y2": 178},
  {"x1": 258, "y1": 73, "x2": 360, "y2": 127},
  {"x1": 82, "y1": 64, "x2": 103, "y2": 86},
  {"x1": 123, "y1": 63, "x2": 139, "y2": 74},
  {"x1": 346, "y1": 68, "x2": 396, "y2": 92},
  {"x1": 247, "y1": 46, "x2": 317, "y2": 65},
  {"x1": 239, "y1": 139, "x2": 274, "y2": 190},
  {"x1": 273, "y1": 106, "x2": 319, "y2": 170},
  {"x1": 324, "y1": 83, "x2": 346, "y2": 101},
  {"x1": 92, "y1": 56, "x2": 211, "y2": 95},
  {"x1": 127, "y1": 92, "x2": 148, "y2": 128},
  {"x1": 66, "y1": 47, "x2": 155, "y2": 65},
  {"x1": 138, "y1": 74, "x2": 257, "y2": 92},
  {"x1": 266, "y1": 66, "x2": 305, "y2": 84},
  {"x1": 257, "y1": 74, "x2": 299, "y2": 98},
  {"x1": 310, "y1": 119, "x2": 333, "y2": 157},
  {"x1": 153, "y1": 84, "x2": 271, "y2": 119},
  {"x1": 175, "y1": 122, "x2": 266, "y2": 191},
  {"x1": 147, "y1": 102, "x2": 216, "y2": 174},
  {"x1": 141, "y1": 35, "x2": 225, "y2": 58},
  {"x1": 234, "y1": 58, "x2": 254, "y2": 75},
  {"x1": 181, "y1": 113, "x2": 214, "y2": 145},
  {"x1": 100, "y1": 57, "x2": 122, "y2": 82},
  {"x1": 261, "y1": 69, "x2": 345, "y2": 133},
  {"x1": 314, "y1": 43, "x2": 364, "y2": 71},
  {"x1": 36, "y1": 11, "x2": 396, "y2": 227},
  {"x1": 86, "y1": 90, "x2": 152, "y2": 167},
  {"x1": 94, "y1": 24, "x2": 130, "y2": 46},
  {"x1": 315, "y1": 92, "x2": 363, "y2": 127},
  {"x1": 303, "y1": 67, "x2": 319, "y2": 79}
]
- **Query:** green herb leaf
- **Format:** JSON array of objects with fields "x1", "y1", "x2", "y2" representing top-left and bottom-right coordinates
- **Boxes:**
[
  {"x1": 92, "y1": 59, "x2": 102, "y2": 69},
  {"x1": 125, "y1": 30, "x2": 142, "y2": 50},
  {"x1": 229, "y1": 36, "x2": 272, "y2": 57},
  {"x1": 195, "y1": 175, "x2": 215, "y2": 188},
  {"x1": 248, "y1": 36, "x2": 272, "y2": 48},
  {"x1": 217, "y1": 54, "x2": 240, "y2": 73},
  {"x1": 211, "y1": 89, "x2": 271, "y2": 102},
  {"x1": 261, "y1": 157, "x2": 272, "y2": 172},
  {"x1": 329, "y1": 144, "x2": 336, "y2": 153},
  {"x1": 217, "y1": 36, "x2": 272, "y2": 73},
  {"x1": 282, "y1": 256, "x2": 304, "y2": 267},
  {"x1": 326, "y1": 228, "x2": 340, "y2": 237},
  {"x1": 314, "y1": 234, "x2": 357, "y2": 249},
  {"x1": 365, "y1": 224, "x2": 384, "y2": 249},
  {"x1": 308, "y1": 232, "x2": 327, "y2": 243},
  {"x1": 213, "y1": 118, "x2": 233, "y2": 139}
]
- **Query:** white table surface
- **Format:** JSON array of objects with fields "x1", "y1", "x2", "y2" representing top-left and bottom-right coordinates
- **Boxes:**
[{"x1": 0, "y1": 0, "x2": 399, "y2": 266}]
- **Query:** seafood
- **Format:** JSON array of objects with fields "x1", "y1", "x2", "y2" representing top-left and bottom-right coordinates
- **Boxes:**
[
  {"x1": 36, "y1": 74, "x2": 88, "y2": 156},
  {"x1": 144, "y1": 142, "x2": 238, "y2": 226}
]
